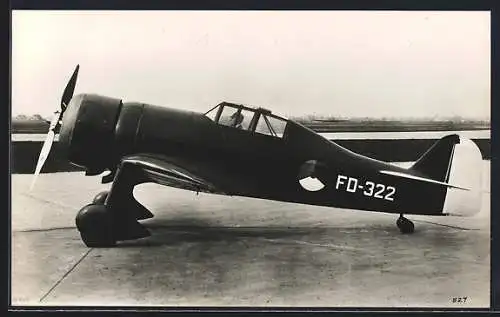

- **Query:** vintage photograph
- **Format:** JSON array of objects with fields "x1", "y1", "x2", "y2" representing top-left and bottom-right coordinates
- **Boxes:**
[{"x1": 11, "y1": 10, "x2": 490, "y2": 307}]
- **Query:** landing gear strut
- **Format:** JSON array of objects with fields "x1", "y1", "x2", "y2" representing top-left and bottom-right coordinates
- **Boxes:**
[{"x1": 396, "y1": 214, "x2": 415, "y2": 234}]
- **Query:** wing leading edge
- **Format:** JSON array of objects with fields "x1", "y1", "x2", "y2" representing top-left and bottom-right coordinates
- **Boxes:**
[{"x1": 121, "y1": 154, "x2": 226, "y2": 194}]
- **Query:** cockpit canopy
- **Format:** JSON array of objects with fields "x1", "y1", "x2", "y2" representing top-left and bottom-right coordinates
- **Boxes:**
[{"x1": 204, "y1": 102, "x2": 288, "y2": 138}]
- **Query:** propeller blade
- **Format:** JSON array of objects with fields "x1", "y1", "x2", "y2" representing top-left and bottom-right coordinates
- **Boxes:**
[
  {"x1": 61, "y1": 64, "x2": 79, "y2": 110},
  {"x1": 31, "y1": 64, "x2": 79, "y2": 191},
  {"x1": 48, "y1": 110, "x2": 61, "y2": 131},
  {"x1": 30, "y1": 130, "x2": 56, "y2": 191}
]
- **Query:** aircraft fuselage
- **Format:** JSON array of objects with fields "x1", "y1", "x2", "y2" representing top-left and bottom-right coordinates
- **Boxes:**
[{"x1": 60, "y1": 94, "x2": 449, "y2": 217}]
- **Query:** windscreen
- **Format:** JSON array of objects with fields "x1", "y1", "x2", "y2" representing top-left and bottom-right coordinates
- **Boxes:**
[{"x1": 204, "y1": 105, "x2": 219, "y2": 122}]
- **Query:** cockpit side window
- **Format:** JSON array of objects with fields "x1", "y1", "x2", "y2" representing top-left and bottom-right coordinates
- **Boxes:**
[
  {"x1": 238, "y1": 109, "x2": 254, "y2": 130},
  {"x1": 205, "y1": 103, "x2": 287, "y2": 136},
  {"x1": 255, "y1": 114, "x2": 287, "y2": 138},
  {"x1": 218, "y1": 106, "x2": 254, "y2": 130}
]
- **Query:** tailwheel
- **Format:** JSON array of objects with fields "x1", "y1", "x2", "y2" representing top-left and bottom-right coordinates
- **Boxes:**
[
  {"x1": 75, "y1": 204, "x2": 116, "y2": 247},
  {"x1": 396, "y1": 214, "x2": 415, "y2": 234},
  {"x1": 92, "y1": 191, "x2": 109, "y2": 205}
]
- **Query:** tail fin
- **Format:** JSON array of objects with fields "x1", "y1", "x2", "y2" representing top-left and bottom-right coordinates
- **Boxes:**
[
  {"x1": 410, "y1": 134, "x2": 460, "y2": 183},
  {"x1": 410, "y1": 134, "x2": 484, "y2": 216}
]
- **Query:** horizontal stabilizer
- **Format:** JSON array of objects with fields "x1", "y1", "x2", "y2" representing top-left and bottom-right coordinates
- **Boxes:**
[{"x1": 379, "y1": 170, "x2": 470, "y2": 191}]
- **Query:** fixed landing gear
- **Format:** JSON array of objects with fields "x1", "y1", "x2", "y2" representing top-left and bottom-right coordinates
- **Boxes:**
[
  {"x1": 74, "y1": 191, "x2": 116, "y2": 247},
  {"x1": 75, "y1": 192, "x2": 152, "y2": 248},
  {"x1": 396, "y1": 214, "x2": 415, "y2": 234},
  {"x1": 75, "y1": 163, "x2": 153, "y2": 248}
]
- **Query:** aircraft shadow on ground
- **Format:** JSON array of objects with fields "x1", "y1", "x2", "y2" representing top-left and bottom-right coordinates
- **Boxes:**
[
  {"x1": 113, "y1": 214, "x2": 473, "y2": 250},
  {"x1": 118, "y1": 217, "x2": 320, "y2": 248}
]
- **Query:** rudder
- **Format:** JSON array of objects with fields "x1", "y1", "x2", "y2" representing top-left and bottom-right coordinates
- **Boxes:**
[
  {"x1": 441, "y1": 136, "x2": 483, "y2": 216},
  {"x1": 410, "y1": 134, "x2": 483, "y2": 216}
]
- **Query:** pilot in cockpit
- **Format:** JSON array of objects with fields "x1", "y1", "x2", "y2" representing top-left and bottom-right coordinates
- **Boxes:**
[{"x1": 230, "y1": 110, "x2": 244, "y2": 129}]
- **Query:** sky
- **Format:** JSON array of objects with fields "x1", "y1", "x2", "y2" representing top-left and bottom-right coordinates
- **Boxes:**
[{"x1": 12, "y1": 11, "x2": 490, "y2": 119}]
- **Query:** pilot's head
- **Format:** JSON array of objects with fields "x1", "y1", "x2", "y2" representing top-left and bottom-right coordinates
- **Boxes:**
[
  {"x1": 236, "y1": 113, "x2": 243, "y2": 125},
  {"x1": 231, "y1": 110, "x2": 243, "y2": 125}
]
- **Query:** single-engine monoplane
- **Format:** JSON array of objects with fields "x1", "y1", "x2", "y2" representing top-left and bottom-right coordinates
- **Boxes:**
[{"x1": 31, "y1": 65, "x2": 485, "y2": 247}]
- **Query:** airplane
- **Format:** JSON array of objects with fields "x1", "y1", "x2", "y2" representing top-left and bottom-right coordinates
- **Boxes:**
[{"x1": 31, "y1": 65, "x2": 485, "y2": 248}]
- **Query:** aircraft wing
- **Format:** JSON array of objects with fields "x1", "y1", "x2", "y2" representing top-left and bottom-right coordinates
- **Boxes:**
[{"x1": 122, "y1": 154, "x2": 227, "y2": 195}]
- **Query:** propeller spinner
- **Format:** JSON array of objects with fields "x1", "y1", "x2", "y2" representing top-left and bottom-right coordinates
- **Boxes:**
[{"x1": 30, "y1": 65, "x2": 80, "y2": 191}]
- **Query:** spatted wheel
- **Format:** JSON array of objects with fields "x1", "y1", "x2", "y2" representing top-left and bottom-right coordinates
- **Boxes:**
[{"x1": 75, "y1": 204, "x2": 116, "y2": 247}]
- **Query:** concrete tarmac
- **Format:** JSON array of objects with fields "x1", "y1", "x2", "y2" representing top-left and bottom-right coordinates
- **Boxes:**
[{"x1": 11, "y1": 162, "x2": 490, "y2": 308}]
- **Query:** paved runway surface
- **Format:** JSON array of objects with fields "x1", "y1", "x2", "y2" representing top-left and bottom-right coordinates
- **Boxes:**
[{"x1": 11, "y1": 162, "x2": 490, "y2": 308}]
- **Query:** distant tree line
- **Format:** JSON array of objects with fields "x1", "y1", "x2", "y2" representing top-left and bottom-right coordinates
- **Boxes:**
[
  {"x1": 13, "y1": 114, "x2": 48, "y2": 121},
  {"x1": 291, "y1": 114, "x2": 490, "y2": 124}
]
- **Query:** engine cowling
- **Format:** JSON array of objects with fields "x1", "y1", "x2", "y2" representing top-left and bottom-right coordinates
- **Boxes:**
[{"x1": 59, "y1": 93, "x2": 123, "y2": 174}]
